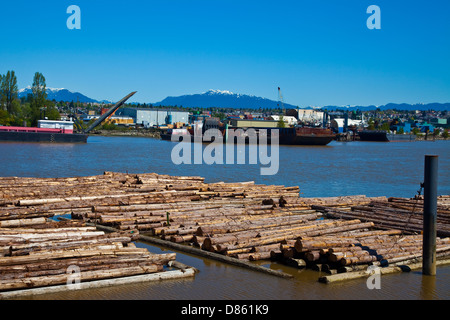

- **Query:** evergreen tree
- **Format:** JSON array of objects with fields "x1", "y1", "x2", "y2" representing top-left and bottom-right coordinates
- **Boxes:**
[
  {"x1": 44, "y1": 100, "x2": 61, "y2": 120},
  {"x1": 277, "y1": 115, "x2": 286, "y2": 128},
  {"x1": 1, "y1": 71, "x2": 19, "y2": 114},
  {"x1": 30, "y1": 72, "x2": 47, "y2": 126},
  {"x1": 442, "y1": 129, "x2": 449, "y2": 139},
  {"x1": 368, "y1": 118, "x2": 375, "y2": 130},
  {"x1": 0, "y1": 74, "x2": 4, "y2": 110},
  {"x1": 433, "y1": 128, "x2": 441, "y2": 137}
]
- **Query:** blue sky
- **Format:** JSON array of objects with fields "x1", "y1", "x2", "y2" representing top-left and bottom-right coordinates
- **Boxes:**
[{"x1": 1, "y1": 0, "x2": 449, "y2": 107}]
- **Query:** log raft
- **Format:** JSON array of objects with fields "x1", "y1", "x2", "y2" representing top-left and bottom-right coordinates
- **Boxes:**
[
  {"x1": 1, "y1": 172, "x2": 449, "y2": 287},
  {"x1": 0, "y1": 174, "x2": 204, "y2": 297},
  {"x1": 0, "y1": 217, "x2": 196, "y2": 297}
]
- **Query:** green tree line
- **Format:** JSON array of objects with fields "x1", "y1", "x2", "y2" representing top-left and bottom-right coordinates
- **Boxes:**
[{"x1": 0, "y1": 71, "x2": 60, "y2": 127}]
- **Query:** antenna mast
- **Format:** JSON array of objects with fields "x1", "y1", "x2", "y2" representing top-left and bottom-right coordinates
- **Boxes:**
[{"x1": 277, "y1": 87, "x2": 285, "y2": 114}]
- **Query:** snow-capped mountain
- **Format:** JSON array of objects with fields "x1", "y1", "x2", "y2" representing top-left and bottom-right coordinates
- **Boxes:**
[
  {"x1": 153, "y1": 89, "x2": 298, "y2": 110},
  {"x1": 203, "y1": 89, "x2": 235, "y2": 95},
  {"x1": 18, "y1": 87, "x2": 100, "y2": 103},
  {"x1": 17, "y1": 87, "x2": 450, "y2": 111}
]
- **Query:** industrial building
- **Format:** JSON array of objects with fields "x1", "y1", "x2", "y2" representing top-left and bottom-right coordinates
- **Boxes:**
[
  {"x1": 81, "y1": 115, "x2": 134, "y2": 126},
  {"x1": 285, "y1": 108, "x2": 325, "y2": 126},
  {"x1": 227, "y1": 119, "x2": 280, "y2": 128},
  {"x1": 118, "y1": 108, "x2": 189, "y2": 128},
  {"x1": 38, "y1": 120, "x2": 74, "y2": 133}
]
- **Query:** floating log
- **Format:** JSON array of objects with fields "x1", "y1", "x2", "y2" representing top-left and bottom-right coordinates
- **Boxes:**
[
  {"x1": 284, "y1": 258, "x2": 307, "y2": 268},
  {"x1": 319, "y1": 258, "x2": 450, "y2": 284},
  {"x1": 0, "y1": 268, "x2": 196, "y2": 299},
  {"x1": 2, "y1": 171, "x2": 449, "y2": 286},
  {"x1": 0, "y1": 189, "x2": 192, "y2": 295}
]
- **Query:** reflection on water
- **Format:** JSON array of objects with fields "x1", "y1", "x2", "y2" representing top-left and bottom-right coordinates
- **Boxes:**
[
  {"x1": 1, "y1": 136, "x2": 449, "y2": 300},
  {"x1": 420, "y1": 274, "x2": 438, "y2": 300}
]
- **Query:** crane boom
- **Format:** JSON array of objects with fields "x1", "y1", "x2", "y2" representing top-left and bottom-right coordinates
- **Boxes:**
[{"x1": 84, "y1": 91, "x2": 137, "y2": 133}]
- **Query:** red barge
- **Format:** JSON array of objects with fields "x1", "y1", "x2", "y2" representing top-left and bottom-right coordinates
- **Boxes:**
[{"x1": 0, "y1": 92, "x2": 136, "y2": 144}]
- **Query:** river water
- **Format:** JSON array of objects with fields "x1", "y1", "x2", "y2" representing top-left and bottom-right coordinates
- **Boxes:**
[{"x1": 1, "y1": 136, "x2": 449, "y2": 300}]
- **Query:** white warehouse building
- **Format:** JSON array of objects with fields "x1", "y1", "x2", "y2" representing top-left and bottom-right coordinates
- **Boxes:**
[{"x1": 118, "y1": 108, "x2": 190, "y2": 127}]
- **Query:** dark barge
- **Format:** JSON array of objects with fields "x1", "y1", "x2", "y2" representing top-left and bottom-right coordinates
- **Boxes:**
[
  {"x1": 358, "y1": 130, "x2": 416, "y2": 142},
  {"x1": 162, "y1": 125, "x2": 336, "y2": 146}
]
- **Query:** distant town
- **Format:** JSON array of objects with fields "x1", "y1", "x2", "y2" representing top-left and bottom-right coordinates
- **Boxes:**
[
  {"x1": 1, "y1": 71, "x2": 449, "y2": 139},
  {"x1": 49, "y1": 97, "x2": 450, "y2": 139}
]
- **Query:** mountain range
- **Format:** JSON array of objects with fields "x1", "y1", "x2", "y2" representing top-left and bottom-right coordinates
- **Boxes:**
[
  {"x1": 18, "y1": 87, "x2": 109, "y2": 104},
  {"x1": 153, "y1": 89, "x2": 299, "y2": 110},
  {"x1": 18, "y1": 87, "x2": 450, "y2": 111}
]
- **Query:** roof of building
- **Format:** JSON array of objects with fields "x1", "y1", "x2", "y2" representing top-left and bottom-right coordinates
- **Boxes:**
[
  {"x1": 332, "y1": 118, "x2": 363, "y2": 127},
  {"x1": 121, "y1": 107, "x2": 189, "y2": 113}
]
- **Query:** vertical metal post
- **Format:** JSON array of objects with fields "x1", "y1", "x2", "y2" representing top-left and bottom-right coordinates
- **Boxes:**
[
  {"x1": 225, "y1": 123, "x2": 229, "y2": 143},
  {"x1": 344, "y1": 112, "x2": 348, "y2": 133},
  {"x1": 422, "y1": 155, "x2": 438, "y2": 276}
]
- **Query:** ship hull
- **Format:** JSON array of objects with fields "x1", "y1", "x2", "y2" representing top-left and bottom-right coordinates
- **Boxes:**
[
  {"x1": 358, "y1": 131, "x2": 389, "y2": 142},
  {"x1": 0, "y1": 131, "x2": 88, "y2": 143},
  {"x1": 278, "y1": 127, "x2": 335, "y2": 145},
  {"x1": 162, "y1": 127, "x2": 335, "y2": 146},
  {"x1": 358, "y1": 131, "x2": 415, "y2": 142},
  {"x1": 279, "y1": 134, "x2": 335, "y2": 146},
  {"x1": 160, "y1": 133, "x2": 174, "y2": 141},
  {"x1": 386, "y1": 133, "x2": 416, "y2": 142}
]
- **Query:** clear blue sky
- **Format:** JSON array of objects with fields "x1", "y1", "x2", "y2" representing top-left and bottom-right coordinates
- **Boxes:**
[{"x1": 1, "y1": 0, "x2": 449, "y2": 107}]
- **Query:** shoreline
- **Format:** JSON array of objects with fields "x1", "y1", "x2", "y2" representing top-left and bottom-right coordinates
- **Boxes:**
[
  {"x1": 91, "y1": 129, "x2": 449, "y2": 142},
  {"x1": 90, "y1": 129, "x2": 161, "y2": 139}
]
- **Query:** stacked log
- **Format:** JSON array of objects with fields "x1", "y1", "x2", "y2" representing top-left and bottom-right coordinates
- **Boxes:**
[
  {"x1": 301, "y1": 195, "x2": 388, "y2": 208},
  {"x1": 0, "y1": 184, "x2": 190, "y2": 293},
  {"x1": 316, "y1": 197, "x2": 450, "y2": 237},
  {"x1": 270, "y1": 230, "x2": 450, "y2": 274},
  {"x1": 0, "y1": 220, "x2": 180, "y2": 292},
  {"x1": 195, "y1": 219, "x2": 376, "y2": 260},
  {"x1": 1, "y1": 171, "x2": 307, "y2": 262},
  {"x1": 270, "y1": 195, "x2": 450, "y2": 275},
  {"x1": 2, "y1": 172, "x2": 449, "y2": 284},
  {"x1": 0, "y1": 217, "x2": 180, "y2": 292},
  {"x1": 75, "y1": 175, "x2": 305, "y2": 233},
  {"x1": 0, "y1": 172, "x2": 323, "y2": 264},
  {"x1": 0, "y1": 173, "x2": 138, "y2": 205}
]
